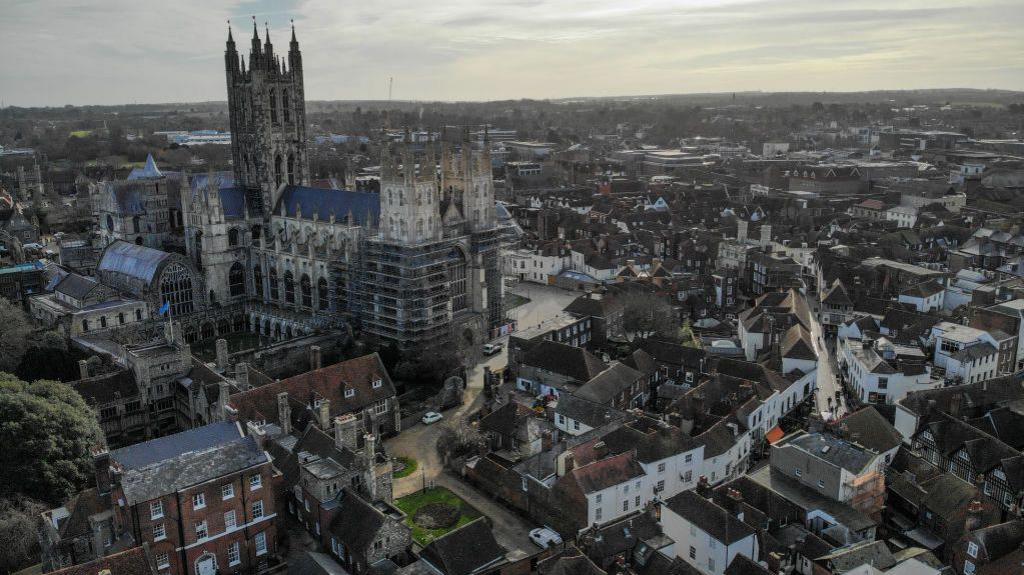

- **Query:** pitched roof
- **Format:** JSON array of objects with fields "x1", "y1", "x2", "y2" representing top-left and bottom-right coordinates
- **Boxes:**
[
  {"x1": 575, "y1": 363, "x2": 643, "y2": 405},
  {"x1": 55, "y1": 272, "x2": 100, "y2": 300},
  {"x1": 521, "y1": 340, "x2": 608, "y2": 383},
  {"x1": 639, "y1": 338, "x2": 706, "y2": 367},
  {"x1": 72, "y1": 369, "x2": 140, "y2": 406},
  {"x1": 784, "y1": 432, "x2": 877, "y2": 475},
  {"x1": 569, "y1": 451, "x2": 646, "y2": 493},
  {"x1": 781, "y1": 324, "x2": 817, "y2": 361},
  {"x1": 229, "y1": 353, "x2": 395, "y2": 425},
  {"x1": 575, "y1": 418, "x2": 702, "y2": 465},
  {"x1": 555, "y1": 394, "x2": 626, "y2": 429},
  {"x1": 663, "y1": 490, "x2": 756, "y2": 545},
  {"x1": 110, "y1": 421, "x2": 241, "y2": 470},
  {"x1": 901, "y1": 279, "x2": 945, "y2": 298},
  {"x1": 420, "y1": 518, "x2": 506, "y2": 575},
  {"x1": 97, "y1": 240, "x2": 171, "y2": 283},
  {"x1": 274, "y1": 185, "x2": 380, "y2": 224},
  {"x1": 328, "y1": 488, "x2": 396, "y2": 552},
  {"x1": 822, "y1": 280, "x2": 853, "y2": 306},
  {"x1": 838, "y1": 407, "x2": 902, "y2": 454},
  {"x1": 49, "y1": 544, "x2": 157, "y2": 575},
  {"x1": 119, "y1": 435, "x2": 267, "y2": 504}
]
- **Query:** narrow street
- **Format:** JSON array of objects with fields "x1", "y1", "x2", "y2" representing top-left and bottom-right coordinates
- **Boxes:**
[{"x1": 808, "y1": 297, "x2": 847, "y2": 420}]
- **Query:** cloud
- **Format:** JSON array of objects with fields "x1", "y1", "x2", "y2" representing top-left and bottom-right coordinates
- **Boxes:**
[{"x1": 0, "y1": 0, "x2": 1021, "y2": 106}]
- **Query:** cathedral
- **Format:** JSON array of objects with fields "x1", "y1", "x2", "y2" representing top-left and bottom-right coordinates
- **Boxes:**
[{"x1": 177, "y1": 22, "x2": 504, "y2": 351}]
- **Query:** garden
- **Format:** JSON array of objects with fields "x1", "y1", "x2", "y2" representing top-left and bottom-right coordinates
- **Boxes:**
[{"x1": 393, "y1": 486, "x2": 482, "y2": 546}]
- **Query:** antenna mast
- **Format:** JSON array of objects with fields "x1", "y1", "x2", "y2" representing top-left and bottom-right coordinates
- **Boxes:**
[{"x1": 388, "y1": 77, "x2": 393, "y2": 102}]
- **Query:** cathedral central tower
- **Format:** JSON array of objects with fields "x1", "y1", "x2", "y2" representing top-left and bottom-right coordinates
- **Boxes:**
[{"x1": 225, "y1": 20, "x2": 309, "y2": 218}]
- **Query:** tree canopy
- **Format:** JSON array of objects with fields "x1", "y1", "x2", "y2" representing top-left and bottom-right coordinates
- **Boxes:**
[
  {"x1": 0, "y1": 373, "x2": 103, "y2": 505},
  {"x1": 620, "y1": 291, "x2": 677, "y2": 343}
]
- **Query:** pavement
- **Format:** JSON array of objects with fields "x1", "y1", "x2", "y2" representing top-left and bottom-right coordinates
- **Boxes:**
[
  {"x1": 808, "y1": 300, "x2": 848, "y2": 420},
  {"x1": 385, "y1": 282, "x2": 576, "y2": 554}
]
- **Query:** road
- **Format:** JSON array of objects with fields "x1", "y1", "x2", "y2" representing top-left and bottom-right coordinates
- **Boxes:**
[
  {"x1": 386, "y1": 281, "x2": 579, "y2": 554},
  {"x1": 808, "y1": 298, "x2": 847, "y2": 419}
]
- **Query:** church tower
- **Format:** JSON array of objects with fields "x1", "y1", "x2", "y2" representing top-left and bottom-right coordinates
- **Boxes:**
[
  {"x1": 379, "y1": 137, "x2": 442, "y2": 245},
  {"x1": 226, "y1": 19, "x2": 309, "y2": 218}
]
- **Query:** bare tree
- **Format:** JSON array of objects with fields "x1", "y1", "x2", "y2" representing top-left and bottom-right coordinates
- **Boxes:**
[
  {"x1": 0, "y1": 496, "x2": 46, "y2": 573},
  {"x1": 620, "y1": 291, "x2": 676, "y2": 343}
]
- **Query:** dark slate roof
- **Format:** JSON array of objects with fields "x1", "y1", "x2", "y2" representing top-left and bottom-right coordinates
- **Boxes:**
[
  {"x1": 569, "y1": 451, "x2": 646, "y2": 494},
  {"x1": 229, "y1": 353, "x2": 396, "y2": 426},
  {"x1": 555, "y1": 394, "x2": 626, "y2": 429},
  {"x1": 918, "y1": 473, "x2": 983, "y2": 522},
  {"x1": 274, "y1": 425, "x2": 359, "y2": 487},
  {"x1": 575, "y1": 417, "x2": 701, "y2": 465},
  {"x1": 575, "y1": 363, "x2": 643, "y2": 404},
  {"x1": 420, "y1": 518, "x2": 506, "y2": 575},
  {"x1": 274, "y1": 185, "x2": 380, "y2": 224},
  {"x1": 837, "y1": 407, "x2": 902, "y2": 454},
  {"x1": 55, "y1": 272, "x2": 100, "y2": 300},
  {"x1": 818, "y1": 540, "x2": 895, "y2": 572},
  {"x1": 480, "y1": 401, "x2": 530, "y2": 438},
  {"x1": 329, "y1": 488, "x2": 392, "y2": 552},
  {"x1": 50, "y1": 544, "x2": 157, "y2": 575},
  {"x1": 98, "y1": 240, "x2": 171, "y2": 283},
  {"x1": 72, "y1": 369, "x2": 140, "y2": 406},
  {"x1": 663, "y1": 491, "x2": 756, "y2": 545},
  {"x1": 57, "y1": 487, "x2": 107, "y2": 539},
  {"x1": 287, "y1": 551, "x2": 351, "y2": 575},
  {"x1": 583, "y1": 512, "x2": 662, "y2": 561},
  {"x1": 973, "y1": 520, "x2": 1024, "y2": 561},
  {"x1": 785, "y1": 432, "x2": 876, "y2": 475},
  {"x1": 901, "y1": 279, "x2": 945, "y2": 298},
  {"x1": 621, "y1": 348, "x2": 658, "y2": 376},
  {"x1": 521, "y1": 340, "x2": 608, "y2": 383},
  {"x1": 781, "y1": 324, "x2": 816, "y2": 361},
  {"x1": 537, "y1": 546, "x2": 607, "y2": 575},
  {"x1": 120, "y1": 435, "x2": 267, "y2": 504},
  {"x1": 639, "y1": 338, "x2": 706, "y2": 368},
  {"x1": 821, "y1": 281, "x2": 853, "y2": 306},
  {"x1": 110, "y1": 421, "x2": 241, "y2": 470},
  {"x1": 723, "y1": 555, "x2": 771, "y2": 575},
  {"x1": 952, "y1": 342, "x2": 997, "y2": 362},
  {"x1": 715, "y1": 358, "x2": 792, "y2": 393}
]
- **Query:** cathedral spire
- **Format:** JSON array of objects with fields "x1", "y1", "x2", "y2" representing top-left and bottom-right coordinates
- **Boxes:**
[
  {"x1": 290, "y1": 19, "x2": 297, "y2": 45},
  {"x1": 227, "y1": 20, "x2": 234, "y2": 45},
  {"x1": 250, "y1": 15, "x2": 261, "y2": 62}
]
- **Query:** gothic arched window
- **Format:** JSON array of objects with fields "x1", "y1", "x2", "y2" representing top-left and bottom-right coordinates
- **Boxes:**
[
  {"x1": 284, "y1": 270, "x2": 295, "y2": 303},
  {"x1": 318, "y1": 278, "x2": 328, "y2": 310},
  {"x1": 228, "y1": 228, "x2": 239, "y2": 247},
  {"x1": 283, "y1": 89, "x2": 290, "y2": 123},
  {"x1": 275, "y1": 155, "x2": 283, "y2": 188},
  {"x1": 287, "y1": 154, "x2": 295, "y2": 186},
  {"x1": 159, "y1": 262, "x2": 195, "y2": 316},
  {"x1": 132, "y1": 216, "x2": 140, "y2": 233},
  {"x1": 269, "y1": 89, "x2": 278, "y2": 124},
  {"x1": 229, "y1": 262, "x2": 245, "y2": 297},
  {"x1": 300, "y1": 274, "x2": 312, "y2": 308},
  {"x1": 269, "y1": 268, "x2": 279, "y2": 300},
  {"x1": 106, "y1": 215, "x2": 114, "y2": 231}
]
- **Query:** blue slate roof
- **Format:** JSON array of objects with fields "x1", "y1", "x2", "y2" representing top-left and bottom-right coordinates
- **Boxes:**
[
  {"x1": 189, "y1": 172, "x2": 245, "y2": 218},
  {"x1": 106, "y1": 182, "x2": 148, "y2": 215},
  {"x1": 110, "y1": 421, "x2": 241, "y2": 470},
  {"x1": 127, "y1": 154, "x2": 163, "y2": 180},
  {"x1": 274, "y1": 185, "x2": 380, "y2": 225},
  {"x1": 97, "y1": 240, "x2": 171, "y2": 283}
]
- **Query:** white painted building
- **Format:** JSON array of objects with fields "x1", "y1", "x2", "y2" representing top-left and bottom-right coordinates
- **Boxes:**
[
  {"x1": 838, "y1": 337, "x2": 937, "y2": 405},
  {"x1": 661, "y1": 490, "x2": 759, "y2": 575}
]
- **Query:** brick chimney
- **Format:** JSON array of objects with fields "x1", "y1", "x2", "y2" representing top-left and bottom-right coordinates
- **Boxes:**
[
  {"x1": 965, "y1": 500, "x2": 985, "y2": 533},
  {"x1": 696, "y1": 475, "x2": 712, "y2": 499},
  {"x1": 277, "y1": 392, "x2": 292, "y2": 435},
  {"x1": 93, "y1": 446, "x2": 112, "y2": 495},
  {"x1": 334, "y1": 414, "x2": 360, "y2": 451},
  {"x1": 726, "y1": 487, "x2": 745, "y2": 520}
]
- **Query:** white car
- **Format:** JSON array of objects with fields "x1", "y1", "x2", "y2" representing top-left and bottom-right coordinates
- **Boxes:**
[
  {"x1": 529, "y1": 527, "x2": 563, "y2": 549},
  {"x1": 482, "y1": 343, "x2": 503, "y2": 356},
  {"x1": 422, "y1": 411, "x2": 443, "y2": 425}
]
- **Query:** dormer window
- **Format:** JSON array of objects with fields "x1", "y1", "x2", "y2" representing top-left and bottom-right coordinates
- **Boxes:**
[
  {"x1": 372, "y1": 379, "x2": 382, "y2": 389},
  {"x1": 345, "y1": 388, "x2": 355, "y2": 398}
]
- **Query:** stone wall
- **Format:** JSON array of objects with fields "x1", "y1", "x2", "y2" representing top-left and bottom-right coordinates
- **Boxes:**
[{"x1": 229, "y1": 331, "x2": 350, "y2": 379}]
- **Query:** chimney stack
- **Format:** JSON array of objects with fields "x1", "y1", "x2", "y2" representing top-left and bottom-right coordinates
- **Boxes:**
[
  {"x1": 317, "y1": 398, "x2": 331, "y2": 430},
  {"x1": 364, "y1": 433, "x2": 378, "y2": 500},
  {"x1": 965, "y1": 500, "x2": 985, "y2": 533},
  {"x1": 309, "y1": 345, "x2": 322, "y2": 371},
  {"x1": 218, "y1": 380, "x2": 229, "y2": 421},
  {"x1": 92, "y1": 447, "x2": 112, "y2": 495},
  {"x1": 696, "y1": 475, "x2": 712, "y2": 498},
  {"x1": 334, "y1": 414, "x2": 360, "y2": 451},
  {"x1": 726, "y1": 487, "x2": 745, "y2": 520},
  {"x1": 277, "y1": 392, "x2": 292, "y2": 435},
  {"x1": 738, "y1": 220, "x2": 748, "y2": 242},
  {"x1": 215, "y1": 339, "x2": 229, "y2": 370},
  {"x1": 78, "y1": 359, "x2": 90, "y2": 380},
  {"x1": 235, "y1": 362, "x2": 249, "y2": 389}
]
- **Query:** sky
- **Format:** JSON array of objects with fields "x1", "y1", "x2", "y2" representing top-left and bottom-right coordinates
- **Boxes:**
[{"x1": 1, "y1": 0, "x2": 1023, "y2": 107}]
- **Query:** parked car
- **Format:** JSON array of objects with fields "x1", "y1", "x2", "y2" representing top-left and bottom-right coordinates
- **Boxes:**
[
  {"x1": 482, "y1": 343, "x2": 503, "y2": 356},
  {"x1": 422, "y1": 411, "x2": 443, "y2": 425},
  {"x1": 529, "y1": 527, "x2": 563, "y2": 549}
]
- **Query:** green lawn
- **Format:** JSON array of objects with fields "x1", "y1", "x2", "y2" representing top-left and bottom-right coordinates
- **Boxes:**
[
  {"x1": 394, "y1": 487, "x2": 482, "y2": 546},
  {"x1": 393, "y1": 456, "x2": 419, "y2": 479}
]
